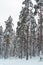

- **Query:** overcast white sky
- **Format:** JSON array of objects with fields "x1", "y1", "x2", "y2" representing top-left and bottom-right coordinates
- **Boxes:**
[{"x1": 0, "y1": 0, "x2": 36, "y2": 31}]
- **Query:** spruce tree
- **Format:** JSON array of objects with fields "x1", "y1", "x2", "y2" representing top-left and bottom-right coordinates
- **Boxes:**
[{"x1": 4, "y1": 16, "x2": 15, "y2": 58}]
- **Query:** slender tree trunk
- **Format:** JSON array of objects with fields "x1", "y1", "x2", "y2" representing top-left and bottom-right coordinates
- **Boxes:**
[
  {"x1": 33, "y1": 42, "x2": 35, "y2": 56},
  {"x1": 29, "y1": 24, "x2": 32, "y2": 58},
  {"x1": 20, "y1": 34, "x2": 23, "y2": 59},
  {"x1": 26, "y1": 26, "x2": 29, "y2": 60},
  {"x1": 39, "y1": 7, "x2": 42, "y2": 60},
  {"x1": 30, "y1": 35, "x2": 31, "y2": 58},
  {"x1": 20, "y1": 41, "x2": 22, "y2": 59},
  {"x1": 39, "y1": 7, "x2": 42, "y2": 52}
]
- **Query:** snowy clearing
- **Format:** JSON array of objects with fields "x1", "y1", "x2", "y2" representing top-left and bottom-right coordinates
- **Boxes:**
[{"x1": 0, "y1": 57, "x2": 43, "y2": 65}]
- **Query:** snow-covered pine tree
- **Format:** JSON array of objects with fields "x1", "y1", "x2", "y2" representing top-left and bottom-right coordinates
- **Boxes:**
[
  {"x1": 0, "y1": 26, "x2": 3, "y2": 57},
  {"x1": 16, "y1": 7, "x2": 30, "y2": 59},
  {"x1": 34, "y1": 0, "x2": 43, "y2": 56},
  {"x1": 22, "y1": 0, "x2": 32, "y2": 59},
  {"x1": 23, "y1": 0, "x2": 37, "y2": 58},
  {"x1": 4, "y1": 16, "x2": 15, "y2": 58}
]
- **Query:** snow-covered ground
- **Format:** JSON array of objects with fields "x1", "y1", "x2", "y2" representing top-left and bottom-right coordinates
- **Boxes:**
[{"x1": 0, "y1": 57, "x2": 43, "y2": 65}]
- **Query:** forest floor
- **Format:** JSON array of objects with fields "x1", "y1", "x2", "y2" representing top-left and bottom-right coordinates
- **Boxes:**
[{"x1": 0, "y1": 56, "x2": 43, "y2": 65}]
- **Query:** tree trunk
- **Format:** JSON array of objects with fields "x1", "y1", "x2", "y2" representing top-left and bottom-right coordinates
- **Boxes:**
[
  {"x1": 39, "y1": 7, "x2": 42, "y2": 52},
  {"x1": 26, "y1": 26, "x2": 29, "y2": 60}
]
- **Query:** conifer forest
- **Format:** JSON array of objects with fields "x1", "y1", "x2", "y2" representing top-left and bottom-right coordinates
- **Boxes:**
[{"x1": 0, "y1": 0, "x2": 43, "y2": 60}]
